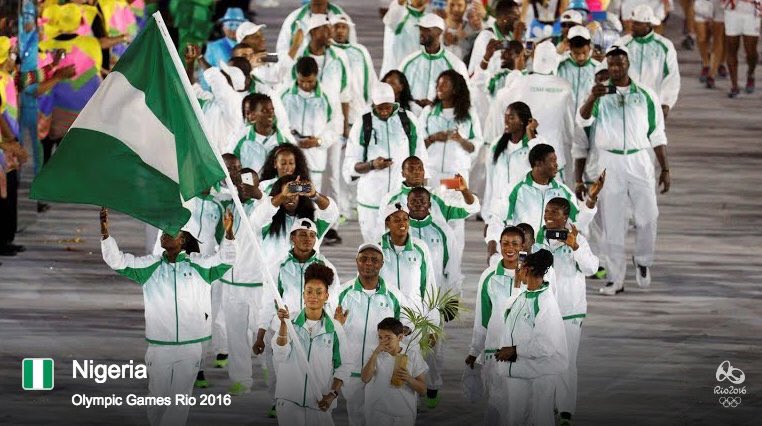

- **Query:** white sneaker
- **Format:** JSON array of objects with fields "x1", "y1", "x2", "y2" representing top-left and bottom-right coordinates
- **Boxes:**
[
  {"x1": 633, "y1": 257, "x2": 651, "y2": 289},
  {"x1": 599, "y1": 281, "x2": 624, "y2": 296}
]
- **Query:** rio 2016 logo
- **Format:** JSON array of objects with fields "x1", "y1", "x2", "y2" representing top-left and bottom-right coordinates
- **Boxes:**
[{"x1": 714, "y1": 361, "x2": 747, "y2": 408}]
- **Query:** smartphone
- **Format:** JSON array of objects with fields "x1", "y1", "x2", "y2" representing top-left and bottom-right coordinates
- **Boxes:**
[
  {"x1": 546, "y1": 229, "x2": 569, "y2": 240},
  {"x1": 261, "y1": 53, "x2": 278, "y2": 63},
  {"x1": 241, "y1": 172, "x2": 254, "y2": 186},
  {"x1": 518, "y1": 251, "x2": 528, "y2": 265},
  {"x1": 606, "y1": 85, "x2": 617, "y2": 94},
  {"x1": 525, "y1": 40, "x2": 534, "y2": 51},
  {"x1": 440, "y1": 177, "x2": 460, "y2": 190},
  {"x1": 288, "y1": 181, "x2": 312, "y2": 194}
]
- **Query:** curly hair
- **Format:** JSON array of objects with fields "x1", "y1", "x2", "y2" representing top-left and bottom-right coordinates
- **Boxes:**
[
  {"x1": 434, "y1": 69, "x2": 471, "y2": 122},
  {"x1": 259, "y1": 144, "x2": 312, "y2": 182},
  {"x1": 266, "y1": 174, "x2": 316, "y2": 238},
  {"x1": 304, "y1": 263, "x2": 335, "y2": 290},
  {"x1": 382, "y1": 70, "x2": 414, "y2": 110},
  {"x1": 525, "y1": 249, "x2": 554, "y2": 278}
]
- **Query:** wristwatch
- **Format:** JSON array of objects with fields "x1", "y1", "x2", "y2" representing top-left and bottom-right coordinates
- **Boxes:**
[
  {"x1": 329, "y1": 390, "x2": 339, "y2": 398},
  {"x1": 315, "y1": 137, "x2": 322, "y2": 147}
]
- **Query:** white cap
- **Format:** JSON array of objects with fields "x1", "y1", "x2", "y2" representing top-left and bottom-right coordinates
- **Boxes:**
[
  {"x1": 290, "y1": 218, "x2": 318, "y2": 234},
  {"x1": 532, "y1": 40, "x2": 559, "y2": 75},
  {"x1": 380, "y1": 202, "x2": 410, "y2": 221},
  {"x1": 305, "y1": 14, "x2": 331, "y2": 32},
  {"x1": 560, "y1": 10, "x2": 583, "y2": 25},
  {"x1": 371, "y1": 82, "x2": 395, "y2": 105},
  {"x1": 631, "y1": 4, "x2": 660, "y2": 26},
  {"x1": 605, "y1": 44, "x2": 630, "y2": 57},
  {"x1": 218, "y1": 61, "x2": 246, "y2": 91},
  {"x1": 329, "y1": 14, "x2": 355, "y2": 27},
  {"x1": 417, "y1": 13, "x2": 445, "y2": 31},
  {"x1": 235, "y1": 21, "x2": 265, "y2": 43},
  {"x1": 357, "y1": 242, "x2": 383, "y2": 257},
  {"x1": 594, "y1": 61, "x2": 608, "y2": 75},
  {"x1": 567, "y1": 25, "x2": 591, "y2": 41}
]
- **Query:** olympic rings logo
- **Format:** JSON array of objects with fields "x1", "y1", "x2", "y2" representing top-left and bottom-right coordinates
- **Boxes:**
[
  {"x1": 716, "y1": 360, "x2": 745, "y2": 384},
  {"x1": 718, "y1": 397, "x2": 741, "y2": 408}
]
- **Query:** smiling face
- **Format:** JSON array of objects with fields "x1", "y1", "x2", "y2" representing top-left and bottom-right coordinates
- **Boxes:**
[
  {"x1": 291, "y1": 229, "x2": 317, "y2": 255},
  {"x1": 435, "y1": 74, "x2": 454, "y2": 102},
  {"x1": 356, "y1": 249, "x2": 383, "y2": 280},
  {"x1": 247, "y1": 99, "x2": 275, "y2": 130},
  {"x1": 385, "y1": 211, "x2": 410, "y2": 240},
  {"x1": 500, "y1": 233, "x2": 523, "y2": 265},
  {"x1": 504, "y1": 107, "x2": 524, "y2": 135},
  {"x1": 274, "y1": 151, "x2": 296, "y2": 177},
  {"x1": 303, "y1": 279, "x2": 329, "y2": 311},
  {"x1": 544, "y1": 203, "x2": 568, "y2": 230}
]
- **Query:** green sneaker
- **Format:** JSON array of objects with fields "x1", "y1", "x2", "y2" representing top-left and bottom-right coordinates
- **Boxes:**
[
  {"x1": 593, "y1": 267, "x2": 607, "y2": 280},
  {"x1": 425, "y1": 389, "x2": 440, "y2": 408},
  {"x1": 194, "y1": 371, "x2": 209, "y2": 388},
  {"x1": 559, "y1": 418, "x2": 572, "y2": 426},
  {"x1": 214, "y1": 353, "x2": 229, "y2": 368},
  {"x1": 263, "y1": 368, "x2": 269, "y2": 383},
  {"x1": 228, "y1": 382, "x2": 249, "y2": 396},
  {"x1": 267, "y1": 405, "x2": 277, "y2": 418}
]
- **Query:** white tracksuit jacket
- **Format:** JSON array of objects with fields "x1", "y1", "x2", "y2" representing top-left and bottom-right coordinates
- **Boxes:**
[
  {"x1": 380, "y1": 183, "x2": 480, "y2": 228},
  {"x1": 469, "y1": 261, "x2": 523, "y2": 360},
  {"x1": 260, "y1": 250, "x2": 341, "y2": 331},
  {"x1": 336, "y1": 277, "x2": 407, "y2": 376},
  {"x1": 380, "y1": 0, "x2": 424, "y2": 76},
  {"x1": 343, "y1": 107, "x2": 427, "y2": 210},
  {"x1": 486, "y1": 172, "x2": 597, "y2": 244},
  {"x1": 220, "y1": 199, "x2": 263, "y2": 288},
  {"x1": 250, "y1": 195, "x2": 340, "y2": 266},
  {"x1": 482, "y1": 134, "x2": 544, "y2": 222},
  {"x1": 101, "y1": 237, "x2": 236, "y2": 345},
  {"x1": 409, "y1": 214, "x2": 462, "y2": 294},
  {"x1": 378, "y1": 232, "x2": 438, "y2": 313},
  {"x1": 280, "y1": 82, "x2": 342, "y2": 177},
  {"x1": 227, "y1": 125, "x2": 294, "y2": 174},
  {"x1": 496, "y1": 284, "x2": 568, "y2": 379},
  {"x1": 399, "y1": 46, "x2": 469, "y2": 102},
  {"x1": 272, "y1": 309, "x2": 351, "y2": 411},
  {"x1": 467, "y1": 23, "x2": 515, "y2": 75},
  {"x1": 275, "y1": 2, "x2": 355, "y2": 59},
  {"x1": 418, "y1": 103, "x2": 484, "y2": 181},
  {"x1": 333, "y1": 41, "x2": 377, "y2": 124},
  {"x1": 295, "y1": 44, "x2": 353, "y2": 105},
  {"x1": 618, "y1": 31, "x2": 680, "y2": 109},
  {"x1": 471, "y1": 67, "x2": 527, "y2": 121},
  {"x1": 535, "y1": 226, "x2": 599, "y2": 320},
  {"x1": 201, "y1": 67, "x2": 246, "y2": 152}
]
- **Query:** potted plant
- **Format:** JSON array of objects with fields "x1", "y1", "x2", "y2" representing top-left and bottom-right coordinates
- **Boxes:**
[{"x1": 391, "y1": 288, "x2": 462, "y2": 387}]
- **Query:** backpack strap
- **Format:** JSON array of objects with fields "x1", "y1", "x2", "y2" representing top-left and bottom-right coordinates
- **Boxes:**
[{"x1": 361, "y1": 112, "x2": 373, "y2": 162}]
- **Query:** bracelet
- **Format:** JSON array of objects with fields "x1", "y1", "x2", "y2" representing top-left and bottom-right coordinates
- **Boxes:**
[
  {"x1": 662, "y1": 168, "x2": 670, "y2": 172},
  {"x1": 310, "y1": 192, "x2": 321, "y2": 201},
  {"x1": 575, "y1": 181, "x2": 585, "y2": 187},
  {"x1": 368, "y1": 161, "x2": 374, "y2": 170},
  {"x1": 481, "y1": 58, "x2": 489, "y2": 64}
]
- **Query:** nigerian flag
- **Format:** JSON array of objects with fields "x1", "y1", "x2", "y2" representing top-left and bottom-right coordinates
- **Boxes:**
[{"x1": 30, "y1": 13, "x2": 225, "y2": 235}]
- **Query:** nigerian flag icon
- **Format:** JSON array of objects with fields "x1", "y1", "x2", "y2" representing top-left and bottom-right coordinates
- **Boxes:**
[{"x1": 22, "y1": 358, "x2": 54, "y2": 391}]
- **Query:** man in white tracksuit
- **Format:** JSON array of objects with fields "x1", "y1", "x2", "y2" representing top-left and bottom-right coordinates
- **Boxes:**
[
  {"x1": 201, "y1": 61, "x2": 250, "y2": 152},
  {"x1": 399, "y1": 13, "x2": 469, "y2": 106},
  {"x1": 617, "y1": 4, "x2": 681, "y2": 117},
  {"x1": 486, "y1": 144, "x2": 596, "y2": 264},
  {"x1": 466, "y1": 225, "x2": 527, "y2": 426},
  {"x1": 275, "y1": 0, "x2": 355, "y2": 60},
  {"x1": 577, "y1": 44, "x2": 671, "y2": 296},
  {"x1": 381, "y1": 0, "x2": 428, "y2": 76},
  {"x1": 484, "y1": 41, "x2": 575, "y2": 180},
  {"x1": 100, "y1": 208, "x2": 236, "y2": 426},
  {"x1": 468, "y1": 0, "x2": 522, "y2": 75},
  {"x1": 343, "y1": 83, "x2": 427, "y2": 243},
  {"x1": 496, "y1": 249, "x2": 568, "y2": 426},
  {"x1": 280, "y1": 56, "x2": 342, "y2": 191},
  {"x1": 335, "y1": 243, "x2": 409, "y2": 426},
  {"x1": 536, "y1": 197, "x2": 599, "y2": 426}
]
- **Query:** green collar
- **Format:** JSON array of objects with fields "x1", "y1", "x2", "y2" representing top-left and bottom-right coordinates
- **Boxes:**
[
  {"x1": 421, "y1": 46, "x2": 446, "y2": 60},
  {"x1": 568, "y1": 57, "x2": 593, "y2": 68},
  {"x1": 523, "y1": 171, "x2": 561, "y2": 189},
  {"x1": 293, "y1": 308, "x2": 335, "y2": 333},
  {"x1": 289, "y1": 80, "x2": 324, "y2": 98},
  {"x1": 351, "y1": 276, "x2": 389, "y2": 295},
  {"x1": 524, "y1": 282, "x2": 550, "y2": 298},
  {"x1": 287, "y1": 249, "x2": 318, "y2": 264},
  {"x1": 495, "y1": 260, "x2": 517, "y2": 277},
  {"x1": 372, "y1": 103, "x2": 400, "y2": 119},
  {"x1": 409, "y1": 215, "x2": 433, "y2": 228},
  {"x1": 381, "y1": 232, "x2": 414, "y2": 251},
  {"x1": 633, "y1": 31, "x2": 655, "y2": 44},
  {"x1": 407, "y1": 5, "x2": 425, "y2": 18},
  {"x1": 162, "y1": 251, "x2": 188, "y2": 264},
  {"x1": 492, "y1": 22, "x2": 511, "y2": 41}
]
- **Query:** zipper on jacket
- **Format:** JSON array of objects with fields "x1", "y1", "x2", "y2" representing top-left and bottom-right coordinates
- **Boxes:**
[
  {"x1": 507, "y1": 297, "x2": 528, "y2": 377},
  {"x1": 173, "y1": 265, "x2": 179, "y2": 342},
  {"x1": 360, "y1": 295, "x2": 372, "y2": 370},
  {"x1": 302, "y1": 337, "x2": 314, "y2": 406},
  {"x1": 385, "y1": 121, "x2": 392, "y2": 192}
]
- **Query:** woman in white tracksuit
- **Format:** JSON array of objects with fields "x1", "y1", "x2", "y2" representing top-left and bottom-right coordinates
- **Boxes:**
[
  {"x1": 482, "y1": 101, "x2": 545, "y2": 223},
  {"x1": 258, "y1": 144, "x2": 313, "y2": 197},
  {"x1": 466, "y1": 226, "x2": 526, "y2": 426},
  {"x1": 343, "y1": 82, "x2": 427, "y2": 243},
  {"x1": 250, "y1": 174, "x2": 340, "y2": 267},
  {"x1": 280, "y1": 57, "x2": 342, "y2": 192},
  {"x1": 495, "y1": 249, "x2": 568, "y2": 426},
  {"x1": 419, "y1": 69, "x2": 483, "y2": 186},
  {"x1": 272, "y1": 263, "x2": 350, "y2": 426},
  {"x1": 100, "y1": 208, "x2": 236, "y2": 426},
  {"x1": 536, "y1": 198, "x2": 599, "y2": 425}
]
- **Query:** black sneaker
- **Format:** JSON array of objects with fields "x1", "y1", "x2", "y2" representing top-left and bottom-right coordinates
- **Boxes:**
[
  {"x1": 0, "y1": 245, "x2": 18, "y2": 256},
  {"x1": 323, "y1": 229, "x2": 342, "y2": 245},
  {"x1": 8, "y1": 244, "x2": 25, "y2": 253},
  {"x1": 215, "y1": 353, "x2": 229, "y2": 368},
  {"x1": 37, "y1": 202, "x2": 50, "y2": 213}
]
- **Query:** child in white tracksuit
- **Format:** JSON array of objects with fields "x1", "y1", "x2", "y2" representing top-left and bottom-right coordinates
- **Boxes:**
[
  {"x1": 100, "y1": 208, "x2": 236, "y2": 426},
  {"x1": 496, "y1": 249, "x2": 568, "y2": 426}
]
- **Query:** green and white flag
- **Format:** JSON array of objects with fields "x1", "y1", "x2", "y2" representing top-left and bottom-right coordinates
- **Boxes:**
[
  {"x1": 22, "y1": 358, "x2": 54, "y2": 391},
  {"x1": 31, "y1": 14, "x2": 225, "y2": 235}
]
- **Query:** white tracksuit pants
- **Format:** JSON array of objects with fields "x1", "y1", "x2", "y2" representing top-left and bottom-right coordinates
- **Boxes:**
[
  {"x1": 502, "y1": 375, "x2": 556, "y2": 426},
  {"x1": 265, "y1": 328, "x2": 277, "y2": 402},
  {"x1": 598, "y1": 150, "x2": 658, "y2": 284},
  {"x1": 341, "y1": 375, "x2": 366, "y2": 426},
  {"x1": 482, "y1": 359, "x2": 510, "y2": 426},
  {"x1": 320, "y1": 141, "x2": 343, "y2": 199},
  {"x1": 424, "y1": 340, "x2": 444, "y2": 391},
  {"x1": 276, "y1": 399, "x2": 335, "y2": 426},
  {"x1": 366, "y1": 410, "x2": 415, "y2": 426},
  {"x1": 555, "y1": 319, "x2": 582, "y2": 415},
  {"x1": 224, "y1": 285, "x2": 262, "y2": 389},
  {"x1": 358, "y1": 205, "x2": 382, "y2": 244},
  {"x1": 211, "y1": 282, "x2": 228, "y2": 356},
  {"x1": 145, "y1": 343, "x2": 202, "y2": 426}
]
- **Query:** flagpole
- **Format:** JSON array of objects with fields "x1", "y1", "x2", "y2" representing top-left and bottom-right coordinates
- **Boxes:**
[{"x1": 152, "y1": 12, "x2": 323, "y2": 397}]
